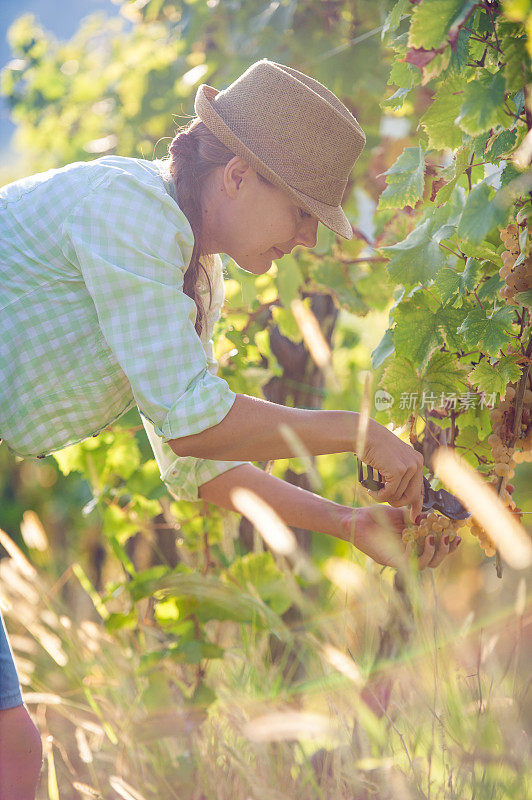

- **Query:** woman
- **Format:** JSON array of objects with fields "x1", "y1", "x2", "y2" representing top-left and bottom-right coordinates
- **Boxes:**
[{"x1": 0, "y1": 59, "x2": 459, "y2": 798}]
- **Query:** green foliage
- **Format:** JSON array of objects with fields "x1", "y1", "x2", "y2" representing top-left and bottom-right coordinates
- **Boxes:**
[
  {"x1": 372, "y1": 0, "x2": 531, "y2": 464},
  {"x1": 377, "y1": 145, "x2": 425, "y2": 211},
  {"x1": 1, "y1": 5, "x2": 532, "y2": 795}
]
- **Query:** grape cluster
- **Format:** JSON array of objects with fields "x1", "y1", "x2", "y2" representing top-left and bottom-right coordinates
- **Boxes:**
[
  {"x1": 498, "y1": 223, "x2": 532, "y2": 303},
  {"x1": 402, "y1": 378, "x2": 531, "y2": 559},
  {"x1": 401, "y1": 511, "x2": 465, "y2": 555},
  {"x1": 467, "y1": 380, "x2": 532, "y2": 556},
  {"x1": 490, "y1": 382, "x2": 532, "y2": 466},
  {"x1": 513, "y1": 381, "x2": 532, "y2": 462}
]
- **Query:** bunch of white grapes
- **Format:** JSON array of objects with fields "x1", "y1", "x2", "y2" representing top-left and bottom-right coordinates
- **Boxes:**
[
  {"x1": 473, "y1": 380, "x2": 530, "y2": 556},
  {"x1": 498, "y1": 223, "x2": 532, "y2": 303},
  {"x1": 402, "y1": 379, "x2": 531, "y2": 558},
  {"x1": 401, "y1": 511, "x2": 466, "y2": 554}
]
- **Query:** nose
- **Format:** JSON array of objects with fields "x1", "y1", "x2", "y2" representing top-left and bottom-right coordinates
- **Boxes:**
[{"x1": 295, "y1": 217, "x2": 319, "y2": 249}]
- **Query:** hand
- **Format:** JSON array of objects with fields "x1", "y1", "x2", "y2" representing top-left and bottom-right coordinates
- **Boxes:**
[
  {"x1": 359, "y1": 419, "x2": 424, "y2": 523},
  {"x1": 342, "y1": 505, "x2": 461, "y2": 571}
]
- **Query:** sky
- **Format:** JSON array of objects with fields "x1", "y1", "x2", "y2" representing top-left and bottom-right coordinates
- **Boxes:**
[{"x1": 0, "y1": 0, "x2": 125, "y2": 163}]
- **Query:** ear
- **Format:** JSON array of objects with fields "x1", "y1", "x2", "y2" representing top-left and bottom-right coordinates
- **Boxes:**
[{"x1": 223, "y1": 156, "x2": 252, "y2": 198}]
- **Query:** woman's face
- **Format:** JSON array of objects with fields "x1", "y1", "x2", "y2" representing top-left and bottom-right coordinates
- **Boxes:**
[{"x1": 201, "y1": 157, "x2": 320, "y2": 274}]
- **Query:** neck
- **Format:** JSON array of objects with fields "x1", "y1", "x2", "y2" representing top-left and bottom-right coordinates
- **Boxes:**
[{"x1": 199, "y1": 172, "x2": 229, "y2": 256}]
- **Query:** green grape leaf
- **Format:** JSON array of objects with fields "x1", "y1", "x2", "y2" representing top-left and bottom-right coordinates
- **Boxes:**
[
  {"x1": 457, "y1": 305, "x2": 515, "y2": 356},
  {"x1": 434, "y1": 258, "x2": 483, "y2": 303},
  {"x1": 130, "y1": 494, "x2": 161, "y2": 521},
  {"x1": 419, "y1": 73, "x2": 465, "y2": 151},
  {"x1": 381, "y1": 86, "x2": 412, "y2": 112},
  {"x1": 485, "y1": 128, "x2": 519, "y2": 161},
  {"x1": 126, "y1": 459, "x2": 163, "y2": 497},
  {"x1": 271, "y1": 305, "x2": 303, "y2": 342},
  {"x1": 379, "y1": 219, "x2": 447, "y2": 287},
  {"x1": 460, "y1": 258, "x2": 484, "y2": 291},
  {"x1": 105, "y1": 432, "x2": 141, "y2": 480},
  {"x1": 389, "y1": 60, "x2": 419, "y2": 90},
  {"x1": 422, "y1": 350, "x2": 469, "y2": 397},
  {"x1": 455, "y1": 71, "x2": 507, "y2": 136},
  {"x1": 469, "y1": 354, "x2": 522, "y2": 396},
  {"x1": 371, "y1": 327, "x2": 395, "y2": 369},
  {"x1": 454, "y1": 425, "x2": 491, "y2": 468},
  {"x1": 515, "y1": 289, "x2": 532, "y2": 309},
  {"x1": 500, "y1": 30, "x2": 530, "y2": 93},
  {"x1": 103, "y1": 504, "x2": 140, "y2": 545},
  {"x1": 377, "y1": 145, "x2": 425, "y2": 210},
  {"x1": 394, "y1": 307, "x2": 443, "y2": 370},
  {"x1": 456, "y1": 181, "x2": 511, "y2": 245},
  {"x1": 447, "y1": 24, "x2": 472, "y2": 76},
  {"x1": 458, "y1": 240, "x2": 501, "y2": 263},
  {"x1": 276, "y1": 254, "x2": 304, "y2": 307},
  {"x1": 439, "y1": 305, "x2": 467, "y2": 350},
  {"x1": 53, "y1": 442, "x2": 86, "y2": 477},
  {"x1": 382, "y1": 0, "x2": 411, "y2": 43},
  {"x1": 409, "y1": 0, "x2": 474, "y2": 50},
  {"x1": 394, "y1": 302, "x2": 464, "y2": 369},
  {"x1": 433, "y1": 268, "x2": 461, "y2": 303},
  {"x1": 382, "y1": 352, "x2": 468, "y2": 425},
  {"x1": 381, "y1": 357, "x2": 420, "y2": 425},
  {"x1": 313, "y1": 226, "x2": 336, "y2": 256},
  {"x1": 477, "y1": 274, "x2": 504, "y2": 304}
]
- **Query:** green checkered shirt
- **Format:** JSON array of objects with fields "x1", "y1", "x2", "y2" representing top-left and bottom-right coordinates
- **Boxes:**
[{"x1": 0, "y1": 155, "x2": 250, "y2": 501}]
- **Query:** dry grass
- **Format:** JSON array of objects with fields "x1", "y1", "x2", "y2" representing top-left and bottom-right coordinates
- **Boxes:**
[{"x1": 1, "y1": 511, "x2": 531, "y2": 800}]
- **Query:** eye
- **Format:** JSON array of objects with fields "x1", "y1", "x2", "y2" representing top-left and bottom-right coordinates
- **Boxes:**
[{"x1": 298, "y1": 207, "x2": 312, "y2": 220}]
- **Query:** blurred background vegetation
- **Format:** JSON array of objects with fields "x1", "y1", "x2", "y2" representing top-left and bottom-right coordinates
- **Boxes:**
[{"x1": 0, "y1": 1, "x2": 530, "y2": 798}]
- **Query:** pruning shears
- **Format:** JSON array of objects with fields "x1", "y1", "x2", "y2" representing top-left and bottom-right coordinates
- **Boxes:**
[{"x1": 356, "y1": 458, "x2": 471, "y2": 521}]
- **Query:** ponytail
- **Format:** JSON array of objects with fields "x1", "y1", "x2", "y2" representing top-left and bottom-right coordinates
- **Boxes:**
[
  {"x1": 164, "y1": 119, "x2": 233, "y2": 337},
  {"x1": 162, "y1": 118, "x2": 274, "y2": 337}
]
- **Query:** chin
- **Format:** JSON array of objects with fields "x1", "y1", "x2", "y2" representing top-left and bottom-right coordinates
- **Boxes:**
[{"x1": 233, "y1": 252, "x2": 275, "y2": 275}]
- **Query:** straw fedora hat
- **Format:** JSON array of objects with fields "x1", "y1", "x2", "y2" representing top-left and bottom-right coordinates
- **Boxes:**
[{"x1": 194, "y1": 58, "x2": 366, "y2": 240}]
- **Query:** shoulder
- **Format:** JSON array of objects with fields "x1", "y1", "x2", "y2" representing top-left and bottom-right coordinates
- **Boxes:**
[{"x1": 63, "y1": 156, "x2": 195, "y2": 265}]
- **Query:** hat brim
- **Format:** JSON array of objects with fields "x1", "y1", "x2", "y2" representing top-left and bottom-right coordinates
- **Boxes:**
[{"x1": 195, "y1": 84, "x2": 354, "y2": 241}]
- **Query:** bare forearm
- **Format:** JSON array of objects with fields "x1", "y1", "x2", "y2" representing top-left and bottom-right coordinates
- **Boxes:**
[
  {"x1": 167, "y1": 393, "x2": 360, "y2": 461},
  {"x1": 198, "y1": 462, "x2": 351, "y2": 541}
]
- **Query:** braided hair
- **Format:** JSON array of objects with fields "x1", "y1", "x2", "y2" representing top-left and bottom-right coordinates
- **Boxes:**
[{"x1": 164, "y1": 118, "x2": 273, "y2": 337}]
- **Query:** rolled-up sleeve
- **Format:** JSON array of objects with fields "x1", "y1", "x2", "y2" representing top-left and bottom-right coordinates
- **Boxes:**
[
  {"x1": 141, "y1": 413, "x2": 250, "y2": 502},
  {"x1": 60, "y1": 169, "x2": 238, "y2": 442}
]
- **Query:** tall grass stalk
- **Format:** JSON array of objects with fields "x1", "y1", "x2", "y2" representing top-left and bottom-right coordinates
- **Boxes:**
[{"x1": 0, "y1": 524, "x2": 530, "y2": 800}]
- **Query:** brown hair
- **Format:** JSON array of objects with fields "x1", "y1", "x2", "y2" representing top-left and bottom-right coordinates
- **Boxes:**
[{"x1": 161, "y1": 118, "x2": 272, "y2": 337}]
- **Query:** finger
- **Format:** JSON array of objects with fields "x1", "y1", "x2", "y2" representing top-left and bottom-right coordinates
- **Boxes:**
[
  {"x1": 429, "y1": 534, "x2": 451, "y2": 568},
  {"x1": 369, "y1": 474, "x2": 403, "y2": 504},
  {"x1": 373, "y1": 461, "x2": 420, "y2": 513},
  {"x1": 402, "y1": 466, "x2": 424, "y2": 523},
  {"x1": 450, "y1": 535, "x2": 462, "y2": 552},
  {"x1": 388, "y1": 465, "x2": 416, "y2": 505},
  {"x1": 417, "y1": 534, "x2": 436, "y2": 571}
]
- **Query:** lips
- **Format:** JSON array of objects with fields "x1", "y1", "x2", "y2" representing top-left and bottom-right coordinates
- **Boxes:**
[{"x1": 272, "y1": 247, "x2": 285, "y2": 258}]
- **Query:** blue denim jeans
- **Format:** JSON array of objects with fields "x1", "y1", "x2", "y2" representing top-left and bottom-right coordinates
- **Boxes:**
[{"x1": 0, "y1": 606, "x2": 24, "y2": 709}]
